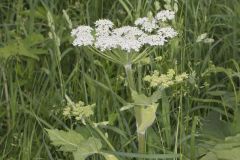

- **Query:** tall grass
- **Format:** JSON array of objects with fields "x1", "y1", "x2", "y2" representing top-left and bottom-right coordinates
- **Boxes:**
[{"x1": 0, "y1": 0, "x2": 240, "y2": 159}]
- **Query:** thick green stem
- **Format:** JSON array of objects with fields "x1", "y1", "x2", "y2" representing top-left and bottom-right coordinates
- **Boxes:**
[
  {"x1": 124, "y1": 64, "x2": 146, "y2": 154},
  {"x1": 137, "y1": 132, "x2": 146, "y2": 153},
  {"x1": 124, "y1": 64, "x2": 136, "y2": 90}
]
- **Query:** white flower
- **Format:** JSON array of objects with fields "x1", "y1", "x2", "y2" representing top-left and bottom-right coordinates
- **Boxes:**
[
  {"x1": 95, "y1": 19, "x2": 114, "y2": 36},
  {"x1": 95, "y1": 35, "x2": 117, "y2": 51},
  {"x1": 155, "y1": 10, "x2": 175, "y2": 21},
  {"x1": 139, "y1": 34, "x2": 166, "y2": 46},
  {"x1": 71, "y1": 26, "x2": 94, "y2": 46},
  {"x1": 157, "y1": 27, "x2": 178, "y2": 38},
  {"x1": 112, "y1": 26, "x2": 144, "y2": 52},
  {"x1": 134, "y1": 17, "x2": 158, "y2": 32},
  {"x1": 94, "y1": 19, "x2": 115, "y2": 51},
  {"x1": 95, "y1": 26, "x2": 145, "y2": 52},
  {"x1": 95, "y1": 19, "x2": 114, "y2": 28},
  {"x1": 112, "y1": 26, "x2": 144, "y2": 37},
  {"x1": 71, "y1": 10, "x2": 178, "y2": 52}
]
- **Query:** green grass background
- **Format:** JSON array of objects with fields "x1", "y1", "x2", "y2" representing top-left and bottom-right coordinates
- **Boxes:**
[{"x1": 0, "y1": 0, "x2": 240, "y2": 159}]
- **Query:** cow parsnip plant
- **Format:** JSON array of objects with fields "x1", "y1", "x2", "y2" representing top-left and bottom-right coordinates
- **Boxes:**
[
  {"x1": 72, "y1": 9, "x2": 180, "y2": 153},
  {"x1": 2, "y1": 0, "x2": 240, "y2": 159},
  {"x1": 47, "y1": 9, "x2": 188, "y2": 159}
]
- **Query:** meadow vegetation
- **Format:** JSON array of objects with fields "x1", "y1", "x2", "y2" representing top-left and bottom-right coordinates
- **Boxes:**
[{"x1": 0, "y1": 0, "x2": 240, "y2": 159}]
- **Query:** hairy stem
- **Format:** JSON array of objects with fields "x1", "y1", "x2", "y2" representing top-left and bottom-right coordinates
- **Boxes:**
[
  {"x1": 124, "y1": 64, "x2": 146, "y2": 154},
  {"x1": 124, "y1": 64, "x2": 136, "y2": 90}
]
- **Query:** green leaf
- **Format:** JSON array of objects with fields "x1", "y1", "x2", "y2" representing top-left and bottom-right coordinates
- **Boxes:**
[
  {"x1": 103, "y1": 151, "x2": 180, "y2": 159},
  {"x1": 131, "y1": 90, "x2": 161, "y2": 133},
  {"x1": 77, "y1": 137, "x2": 102, "y2": 155},
  {"x1": 200, "y1": 152, "x2": 217, "y2": 160},
  {"x1": 136, "y1": 104, "x2": 158, "y2": 134},
  {"x1": 46, "y1": 129, "x2": 84, "y2": 151},
  {"x1": 202, "y1": 112, "x2": 231, "y2": 139},
  {"x1": 131, "y1": 90, "x2": 149, "y2": 105},
  {"x1": 22, "y1": 33, "x2": 44, "y2": 47},
  {"x1": 73, "y1": 137, "x2": 102, "y2": 160},
  {"x1": 150, "y1": 89, "x2": 163, "y2": 103},
  {"x1": 201, "y1": 134, "x2": 240, "y2": 160},
  {"x1": 47, "y1": 129, "x2": 104, "y2": 160},
  {"x1": 72, "y1": 152, "x2": 86, "y2": 160},
  {"x1": 0, "y1": 33, "x2": 46, "y2": 60},
  {"x1": 131, "y1": 89, "x2": 162, "y2": 106}
]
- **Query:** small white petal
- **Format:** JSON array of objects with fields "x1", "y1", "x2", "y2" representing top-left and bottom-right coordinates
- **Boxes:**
[
  {"x1": 155, "y1": 10, "x2": 175, "y2": 21},
  {"x1": 134, "y1": 17, "x2": 158, "y2": 32},
  {"x1": 157, "y1": 27, "x2": 178, "y2": 38},
  {"x1": 71, "y1": 26, "x2": 94, "y2": 46}
]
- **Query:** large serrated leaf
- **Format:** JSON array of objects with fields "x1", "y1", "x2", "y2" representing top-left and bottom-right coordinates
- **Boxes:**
[
  {"x1": 46, "y1": 129, "x2": 84, "y2": 151},
  {"x1": 47, "y1": 129, "x2": 103, "y2": 160},
  {"x1": 72, "y1": 137, "x2": 102, "y2": 160},
  {"x1": 77, "y1": 137, "x2": 102, "y2": 154},
  {"x1": 72, "y1": 151, "x2": 86, "y2": 160}
]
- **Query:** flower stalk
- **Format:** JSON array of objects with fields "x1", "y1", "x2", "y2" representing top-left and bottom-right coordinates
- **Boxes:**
[{"x1": 124, "y1": 64, "x2": 146, "y2": 153}]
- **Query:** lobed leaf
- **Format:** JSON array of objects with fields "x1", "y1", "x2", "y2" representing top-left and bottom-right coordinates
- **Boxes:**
[{"x1": 46, "y1": 129, "x2": 84, "y2": 151}]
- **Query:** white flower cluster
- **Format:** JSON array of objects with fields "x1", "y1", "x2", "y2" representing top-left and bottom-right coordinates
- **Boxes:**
[
  {"x1": 71, "y1": 10, "x2": 177, "y2": 52},
  {"x1": 143, "y1": 69, "x2": 188, "y2": 88},
  {"x1": 134, "y1": 17, "x2": 158, "y2": 32},
  {"x1": 71, "y1": 26, "x2": 94, "y2": 46},
  {"x1": 134, "y1": 10, "x2": 175, "y2": 32},
  {"x1": 95, "y1": 19, "x2": 113, "y2": 36},
  {"x1": 155, "y1": 10, "x2": 175, "y2": 21},
  {"x1": 157, "y1": 27, "x2": 178, "y2": 38},
  {"x1": 95, "y1": 25, "x2": 145, "y2": 52}
]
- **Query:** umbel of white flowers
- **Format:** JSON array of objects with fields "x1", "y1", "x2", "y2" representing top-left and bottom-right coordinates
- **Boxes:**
[{"x1": 71, "y1": 10, "x2": 177, "y2": 52}]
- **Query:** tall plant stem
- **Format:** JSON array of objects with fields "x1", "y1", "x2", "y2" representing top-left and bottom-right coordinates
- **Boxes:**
[
  {"x1": 1, "y1": 67, "x2": 11, "y2": 131},
  {"x1": 124, "y1": 64, "x2": 146, "y2": 154}
]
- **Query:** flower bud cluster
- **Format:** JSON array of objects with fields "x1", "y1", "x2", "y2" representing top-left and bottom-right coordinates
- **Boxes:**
[
  {"x1": 143, "y1": 69, "x2": 188, "y2": 88},
  {"x1": 63, "y1": 101, "x2": 95, "y2": 125},
  {"x1": 71, "y1": 10, "x2": 177, "y2": 52}
]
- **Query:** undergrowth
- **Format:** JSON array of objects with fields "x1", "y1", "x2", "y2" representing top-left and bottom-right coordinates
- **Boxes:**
[{"x1": 0, "y1": 0, "x2": 240, "y2": 160}]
